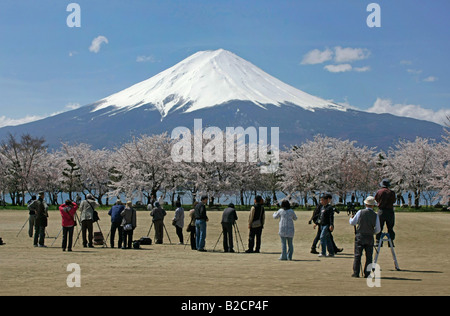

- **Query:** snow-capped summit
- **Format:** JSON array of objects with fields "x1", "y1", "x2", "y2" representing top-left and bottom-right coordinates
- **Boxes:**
[
  {"x1": 0, "y1": 49, "x2": 443, "y2": 151},
  {"x1": 93, "y1": 49, "x2": 343, "y2": 117}
]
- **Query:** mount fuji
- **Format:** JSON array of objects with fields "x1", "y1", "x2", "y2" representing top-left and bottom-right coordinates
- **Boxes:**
[{"x1": 0, "y1": 49, "x2": 444, "y2": 149}]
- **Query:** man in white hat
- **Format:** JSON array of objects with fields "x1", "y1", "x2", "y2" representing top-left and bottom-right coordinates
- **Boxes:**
[{"x1": 349, "y1": 196, "x2": 381, "y2": 278}]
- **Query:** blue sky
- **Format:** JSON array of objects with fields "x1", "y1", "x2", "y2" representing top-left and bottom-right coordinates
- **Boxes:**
[{"x1": 1, "y1": 0, "x2": 449, "y2": 126}]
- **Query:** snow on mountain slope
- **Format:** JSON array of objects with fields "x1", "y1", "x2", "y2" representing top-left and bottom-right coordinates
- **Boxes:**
[{"x1": 93, "y1": 49, "x2": 344, "y2": 117}]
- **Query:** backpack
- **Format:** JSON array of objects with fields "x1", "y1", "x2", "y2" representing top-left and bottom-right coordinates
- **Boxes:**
[{"x1": 139, "y1": 237, "x2": 152, "y2": 245}]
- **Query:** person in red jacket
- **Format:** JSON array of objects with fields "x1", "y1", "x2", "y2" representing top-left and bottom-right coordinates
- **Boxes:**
[{"x1": 59, "y1": 200, "x2": 78, "y2": 252}]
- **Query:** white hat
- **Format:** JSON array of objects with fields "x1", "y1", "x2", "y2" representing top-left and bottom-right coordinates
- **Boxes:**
[{"x1": 364, "y1": 196, "x2": 376, "y2": 206}]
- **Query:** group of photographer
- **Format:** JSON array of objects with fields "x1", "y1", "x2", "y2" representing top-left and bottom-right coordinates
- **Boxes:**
[{"x1": 25, "y1": 177, "x2": 397, "y2": 278}]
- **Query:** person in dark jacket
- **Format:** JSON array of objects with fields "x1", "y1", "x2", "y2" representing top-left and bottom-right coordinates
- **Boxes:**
[
  {"x1": 375, "y1": 179, "x2": 396, "y2": 246},
  {"x1": 349, "y1": 196, "x2": 381, "y2": 278},
  {"x1": 121, "y1": 201, "x2": 137, "y2": 249},
  {"x1": 151, "y1": 202, "x2": 166, "y2": 244},
  {"x1": 30, "y1": 192, "x2": 48, "y2": 247},
  {"x1": 309, "y1": 204, "x2": 322, "y2": 254},
  {"x1": 108, "y1": 200, "x2": 125, "y2": 248},
  {"x1": 246, "y1": 196, "x2": 265, "y2": 253},
  {"x1": 318, "y1": 194, "x2": 335, "y2": 257},
  {"x1": 194, "y1": 196, "x2": 208, "y2": 252},
  {"x1": 221, "y1": 203, "x2": 238, "y2": 252},
  {"x1": 309, "y1": 194, "x2": 343, "y2": 254},
  {"x1": 27, "y1": 196, "x2": 37, "y2": 238}
]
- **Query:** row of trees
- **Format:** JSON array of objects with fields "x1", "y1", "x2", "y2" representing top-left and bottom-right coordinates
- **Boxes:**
[{"x1": 0, "y1": 119, "x2": 448, "y2": 207}]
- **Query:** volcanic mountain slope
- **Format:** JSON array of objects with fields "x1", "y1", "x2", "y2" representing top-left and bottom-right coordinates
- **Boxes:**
[{"x1": 0, "y1": 49, "x2": 444, "y2": 149}]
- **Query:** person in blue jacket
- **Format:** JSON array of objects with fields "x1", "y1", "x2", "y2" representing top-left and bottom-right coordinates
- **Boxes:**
[{"x1": 108, "y1": 200, "x2": 125, "y2": 248}]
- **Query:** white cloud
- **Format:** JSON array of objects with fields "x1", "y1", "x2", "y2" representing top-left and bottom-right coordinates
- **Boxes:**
[
  {"x1": 354, "y1": 66, "x2": 371, "y2": 72},
  {"x1": 65, "y1": 103, "x2": 81, "y2": 110},
  {"x1": 301, "y1": 48, "x2": 333, "y2": 65},
  {"x1": 136, "y1": 55, "x2": 157, "y2": 63},
  {"x1": 367, "y1": 98, "x2": 450, "y2": 126},
  {"x1": 407, "y1": 68, "x2": 422, "y2": 75},
  {"x1": 0, "y1": 115, "x2": 44, "y2": 128},
  {"x1": 423, "y1": 76, "x2": 438, "y2": 82},
  {"x1": 89, "y1": 36, "x2": 109, "y2": 53},
  {"x1": 334, "y1": 46, "x2": 370, "y2": 63},
  {"x1": 302, "y1": 46, "x2": 371, "y2": 73},
  {"x1": 0, "y1": 104, "x2": 82, "y2": 128},
  {"x1": 324, "y1": 64, "x2": 353, "y2": 73}
]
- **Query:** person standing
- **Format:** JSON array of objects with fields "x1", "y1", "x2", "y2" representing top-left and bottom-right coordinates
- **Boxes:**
[
  {"x1": 309, "y1": 203, "x2": 322, "y2": 254},
  {"x1": 27, "y1": 196, "x2": 37, "y2": 238},
  {"x1": 375, "y1": 179, "x2": 396, "y2": 246},
  {"x1": 108, "y1": 200, "x2": 125, "y2": 248},
  {"x1": 194, "y1": 196, "x2": 208, "y2": 252},
  {"x1": 31, "y1": 192, "x2": 49, "y2": 247},
  {"x1": 187, "y1": 202, "x2": 198, "y2": 250},
  {"x1": 349, "y1": 196, "x2": 381, "y2": 278},
  {"x1": 121, "y1": 201, "x2": 137, "y2": 249},
  {"x1": 246, "y1": 196, "x2": 265, "y2": 253},
  {"x1": 79, "y1": 194, "x2": 99, "y2": 248},
  {"x1": 59, "y1": 200, "x2": 78, "y2": 252},
  {"x1": 221, "y1": 203, "x2": 238, "y2": 253},
  {"x1": 150, "y1": 202, "x2": 166, "y2": 244},
  {"x1": 318, "y1": 194, "x2": 335, "y2": 257},
  {"x1": 273, "y1": 200, "x2": 297, "y2": 260},
  {"x1": 173, "y1": 201, "x2": 185, "y2": 244}
]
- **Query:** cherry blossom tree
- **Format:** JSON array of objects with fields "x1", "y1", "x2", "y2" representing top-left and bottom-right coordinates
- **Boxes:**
[
  {"x1": 109, "y1": 134, "x2": 174, "y2": 204},
  {"x1": 384, "y1": 137, "x2": 438, "y2": 208},
  {"x1": 429, "y1": 120, "x2": 450, "y2": 205},
  {"x1": 62, "y1": 143, "x2": 112, "y2": 205},
  {"x1": 0, "y1": 133, "x2": 47, "y2": 205},
  {"x1": 280, "y1": 135, "x2": 382, "y2": 205}
]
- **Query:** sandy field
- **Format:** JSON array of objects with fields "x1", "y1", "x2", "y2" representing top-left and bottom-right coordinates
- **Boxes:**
[{"x1": 0, "y1": 208, "x2": 449, "y2": 296}]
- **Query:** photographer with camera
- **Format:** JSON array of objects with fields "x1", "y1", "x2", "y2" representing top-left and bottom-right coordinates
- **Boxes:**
[
  {"x1": 59, "y1": 200, "x2": 78, "y2": 252},
  {"x1": 375, "y1": 179, "x2": 396, "y2": 247},
  {"x1": 349, "y1": 196, "x2": 381, "y2": 278}
]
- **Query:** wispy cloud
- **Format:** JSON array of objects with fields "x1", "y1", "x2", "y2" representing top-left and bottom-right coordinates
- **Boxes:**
[
  {"x1": 334, "y1": 46, "x2": 370, "y2": 63},
  {"x1": 407, "y1": 68, "x2": 422, "y2": 75},
  {"x1": 0, "y1": 103, "x2": 82, "y2": 128},
  {"x1": 0, "y1": 115, "x2": 45, "y2": 128},
  {"x1": 301, "y1": 48, "x2": 333, "y2": 65},
  {"x1": 367, "y1": 98, "x2": 450, "y2": 126},
  {"x1": 302, "y1": 46, "x2": 371, "y2": 73},
  {"x1": 324, "y1": 64, "x2": 352, "y2": 73},
  {"x1": 65, "y1": 102, "x2": 81, "y2": 110},
  {"x1": 89, "y1": 36, "x2": 109, "y2": 53},
  {"x1": 423, "y1": 76, "x2": 438, "y2": 82},
  {"x1": 136, "y1": 55, "x2": 157, "y2": 63}
]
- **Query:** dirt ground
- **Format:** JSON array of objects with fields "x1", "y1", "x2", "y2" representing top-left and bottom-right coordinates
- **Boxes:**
[{"x1": 0, "y1": 209, "x2": 449, "y2": 296}]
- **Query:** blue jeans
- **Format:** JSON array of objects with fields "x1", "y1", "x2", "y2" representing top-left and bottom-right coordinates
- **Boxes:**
[
  {"x1": 320, "y1": 225, "x2": 334, "y2": 256},
  {"x1": 195, "y1": 219, "x2": 207, "y2": 250},
  {"x1": 280, "y1": 236, "x2": 293, "y2": 260}
]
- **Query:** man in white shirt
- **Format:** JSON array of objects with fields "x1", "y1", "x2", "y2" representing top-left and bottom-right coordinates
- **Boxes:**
[{"x1": 349, "y1": 196, "x2": 381, "y2": 278}]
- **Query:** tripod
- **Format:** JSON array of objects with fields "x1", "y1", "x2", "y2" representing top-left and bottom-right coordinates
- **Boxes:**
[
  {"x1": 373, "y1": 232, "x2": 400, "y2": 271},
  {"x1": 73, "y1": 213, "x2": 106, "y2": 247},
  {"x1": 213, "y1": 222, "x2": 245, "y2": 253},
  {"x1": 147, "y1": 221, "x2": 172, "y2": 244},
  {"x1": 17, "y1": 217, "x2": 51, "y2": 238}
]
